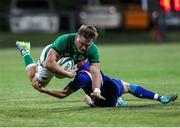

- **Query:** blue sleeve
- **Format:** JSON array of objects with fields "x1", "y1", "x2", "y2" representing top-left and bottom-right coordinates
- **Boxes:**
[
  {"x1": 77, "y1": 61, "x2": 91, "y2": 72},
  {"x1": 65, "y1": 80, "x2": 80, "y2": 91},
  {"x1": 66, "y1": 72, "x2": 92, "y2": 91}
]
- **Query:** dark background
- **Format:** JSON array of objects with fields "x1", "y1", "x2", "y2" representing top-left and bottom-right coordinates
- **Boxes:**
[{"x1": 0, "y1": 0, "x2": 180, "y2": 48}]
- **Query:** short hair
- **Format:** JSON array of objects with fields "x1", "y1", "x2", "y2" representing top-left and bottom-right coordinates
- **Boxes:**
[{"x1": 78, "y1": 25, "x2": 98, "y2": 42}]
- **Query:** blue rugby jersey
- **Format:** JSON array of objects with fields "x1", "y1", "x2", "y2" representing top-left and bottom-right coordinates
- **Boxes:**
[{"x1": 67, "y1": 62, "x2": 125, "y2": 107}]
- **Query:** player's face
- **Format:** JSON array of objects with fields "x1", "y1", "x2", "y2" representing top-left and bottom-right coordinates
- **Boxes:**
[{"x1": 75, "y1": 35, "x2": 93, "y2": 53}]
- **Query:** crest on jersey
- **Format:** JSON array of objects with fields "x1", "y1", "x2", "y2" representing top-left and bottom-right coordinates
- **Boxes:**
[
  {"x1": 78, "y1": 55, "x2": 85, "y2": 60},
  {"x1": 73, "y1": 54, "x2": 85, "y2": 62}
]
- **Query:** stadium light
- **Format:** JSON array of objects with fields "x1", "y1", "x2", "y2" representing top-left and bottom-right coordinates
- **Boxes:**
[
  {"x1": 160, "y1": 0, "x2": 180, "y2": 13},
  {"x1": 160, "y1": 0, "x2": 171, "y2": 13},
  {"x1": 174, "y1": 0, "x2": 180, "y2": 11}
]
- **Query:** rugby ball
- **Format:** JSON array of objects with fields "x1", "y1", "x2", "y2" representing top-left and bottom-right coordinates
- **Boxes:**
[{"x1": 55, "y1": 57, "x2": 74, "y2": 79}]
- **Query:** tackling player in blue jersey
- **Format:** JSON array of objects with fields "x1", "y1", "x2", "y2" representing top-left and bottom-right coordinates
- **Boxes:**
[{"x1": 34, "y1": 61, "x2": 177, "y2": 107}]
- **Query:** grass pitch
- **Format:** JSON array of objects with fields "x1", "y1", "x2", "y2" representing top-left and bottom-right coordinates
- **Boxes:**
[{"x1": 0, "y1": 43, "x2": 180, "y2": 127}]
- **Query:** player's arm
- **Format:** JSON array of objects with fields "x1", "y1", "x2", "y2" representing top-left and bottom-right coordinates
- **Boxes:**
[
  {"x1": 45, "y1": 48, "x2": 76, "y2": 78},
  {"x1": 35, "y1": 85, "x2": 76, "y2": 99},
  {"x1": 87, "y1": 45, "x2": 105, "y2": 100},
  {"x1": 90, "y1": 63, "x2": 105, "y2": 100},
  {"x1": 90, "y1": 63, "x2": 101, "y2": 89}
]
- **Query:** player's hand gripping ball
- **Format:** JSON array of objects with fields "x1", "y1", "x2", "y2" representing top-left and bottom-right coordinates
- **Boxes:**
[{"x1": 55, "y1": 57, "x2": 74, "y2": 79}]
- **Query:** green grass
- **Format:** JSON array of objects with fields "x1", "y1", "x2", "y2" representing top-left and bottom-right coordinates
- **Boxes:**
[{"x1": 0, "y1": 43, "x2": 180, "y2": 127}]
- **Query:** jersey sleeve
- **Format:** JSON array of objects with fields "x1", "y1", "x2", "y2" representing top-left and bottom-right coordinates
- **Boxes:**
[
  {"x1": 66, "y1": 72, "x2": 92, "y2": 91},
  {"x1": 51, "y1": 35, "x2": 68, "y2": 55},
  {"x1": 64, "y1": 81, "x2": 80, "y2": 92},
  {"x1": 88, "y1": 44, "x2": 100, "y2": 63}
]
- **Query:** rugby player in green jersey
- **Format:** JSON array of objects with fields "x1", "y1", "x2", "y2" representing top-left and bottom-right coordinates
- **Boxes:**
[{"x1": 16, "y1": 25, "x2": 105, "y2": 100}]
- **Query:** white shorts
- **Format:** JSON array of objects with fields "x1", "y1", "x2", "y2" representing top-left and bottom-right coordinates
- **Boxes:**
[
  {"x1": 35, "y1": 44, "x2": 54, "y2": 83},
  {"x1": 35, "y1": 63, "x2": 54, "y2": 83}
]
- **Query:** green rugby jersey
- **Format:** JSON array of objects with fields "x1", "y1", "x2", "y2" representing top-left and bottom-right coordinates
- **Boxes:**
[{"x1": 51, "y1": 33, "x2": 100, "y2": 64}]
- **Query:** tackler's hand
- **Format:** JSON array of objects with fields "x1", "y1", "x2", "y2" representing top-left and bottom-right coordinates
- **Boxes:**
[
  {"x1": 32, "y1": 80, "x2": 44, "y2": 92},
  {"x1": 66, "y1": 70, "x2": 77, "y2": 78},
  {"x1": 90, "y1": 88, "x2": 106, "y2": 100}
]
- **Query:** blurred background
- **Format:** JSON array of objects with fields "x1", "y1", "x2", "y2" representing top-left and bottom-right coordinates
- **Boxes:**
[{"x1": 0, "y1": 0, "x2": 180, "y2": 48}]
